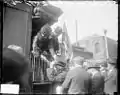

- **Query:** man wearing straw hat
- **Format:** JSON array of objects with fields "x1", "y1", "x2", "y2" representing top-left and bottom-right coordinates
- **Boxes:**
[{"x1": 61, "y1": 56, "x2": 91, "y2": 94}]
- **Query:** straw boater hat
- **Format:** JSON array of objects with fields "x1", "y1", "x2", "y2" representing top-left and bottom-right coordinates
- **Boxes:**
[{"x1": 87, "y1": 63, "x2": 101, "y2": 70}]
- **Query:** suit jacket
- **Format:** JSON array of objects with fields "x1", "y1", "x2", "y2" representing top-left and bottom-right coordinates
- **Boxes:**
[
  {"x1": 104, "y1": 68, "x2": 117, "y2": 94},
  {"x1": 90, "y1": 71, "x2": 105, "y2": 94},
  {"x1": 3, "y1": 48, "x2": 32, "y2": 93},
  {"x1": 62, "y1": 66, "x2": 91, "y2": 94}
]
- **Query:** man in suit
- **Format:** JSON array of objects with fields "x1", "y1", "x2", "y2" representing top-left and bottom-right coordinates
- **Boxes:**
[
  {"x1": 61, "y1": 56, "x2": 91, "y2": 94},
  {"x1": 87, "y1": 64, "x2": 105, "y2": 94},
  {"x1": 104, "y1": 58, "x2": 117, "y2": 94},
  {"x1": 2, "y1": 48, "x2": 32, "y2": 93},
  {"x1": 7, "y1": 45, "x2": 33, "y2": 90}
]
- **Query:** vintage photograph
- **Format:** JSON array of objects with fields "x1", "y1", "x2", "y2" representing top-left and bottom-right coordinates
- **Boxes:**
[{"x1": 1, "y1": 0, "x2": 118, "y2": 94}]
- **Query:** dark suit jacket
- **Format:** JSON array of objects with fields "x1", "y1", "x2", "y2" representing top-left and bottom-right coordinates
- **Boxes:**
[
  {"x1": 3, "y1": 48, "x2": 32, "y2": 93},
  {"x1": 62, "y1": 67, "x2": 91, "y2": 94},
  {"x1": 104, "y1": 68, "x2": 117, "y2": 94},
  {"x1": 90, "y1": 71, "x2": 105, "y2": 94}
]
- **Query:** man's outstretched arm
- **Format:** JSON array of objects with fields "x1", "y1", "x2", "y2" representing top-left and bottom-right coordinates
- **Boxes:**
[
  {"x1": 61, "y1": 72, "x2": 71, "y2": 94},
  {"x1": 32, "y1": 35, "x2": 40, "y2": 57}
]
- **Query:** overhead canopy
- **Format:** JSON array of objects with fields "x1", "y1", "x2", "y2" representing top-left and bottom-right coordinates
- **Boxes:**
[
  {"x1": 32, "y1": 2, "x2": 63, "y2": 32},
  {"x1": 3, "y1": 0, "x2": 63, "y2": 23},
  {"x1": 40, "y1": 4, "x2": 63, "y2": 20}
]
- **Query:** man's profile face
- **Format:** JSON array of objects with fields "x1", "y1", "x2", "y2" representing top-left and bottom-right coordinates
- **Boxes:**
[{"x1": 54, "y1": 27, "x2": 62, "y2": 36}]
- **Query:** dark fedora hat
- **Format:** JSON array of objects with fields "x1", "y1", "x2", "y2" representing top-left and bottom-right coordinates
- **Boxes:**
[
  {"x1": 2, "y1": 48, "x2": 30, "y2": 83},
  {"x1": 54, "y1": 61, "x2": 66, "y2": 67}
]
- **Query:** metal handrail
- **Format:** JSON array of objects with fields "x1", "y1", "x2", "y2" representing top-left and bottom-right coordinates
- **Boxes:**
[{"x1": 29, "y1": 52, "x2": 49, "y2": 83}]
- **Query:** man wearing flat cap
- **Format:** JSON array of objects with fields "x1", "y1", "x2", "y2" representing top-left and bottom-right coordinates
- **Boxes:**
[
  {"x1": 47, "y1": 61, "x2": 67, "y2": 94},
  {"x1": 61, "y1": 56, "x2": 91, "y2": 94},
  {"x1": 47, "y1": 61, "x2": 67, "y2": 81},
  {"x1": 2, "y1": 48, "x2": 31, "y2": 93},
  {"x1": 104, "y1": 58, "x2": 117, "y2": 94}
]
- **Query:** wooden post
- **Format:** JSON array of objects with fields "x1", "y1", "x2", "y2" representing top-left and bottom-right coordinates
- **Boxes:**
[
  {"x1": 104, "y1": 29, "x2": 109, "y2": 63},
  {"x1": 75, "y1": 20, "x2": 78, "y2": 46}
]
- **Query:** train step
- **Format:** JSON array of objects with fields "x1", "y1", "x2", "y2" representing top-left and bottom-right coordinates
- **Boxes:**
[{"x1": 32, "y1": 81, "x2": 52, "y2": 94}]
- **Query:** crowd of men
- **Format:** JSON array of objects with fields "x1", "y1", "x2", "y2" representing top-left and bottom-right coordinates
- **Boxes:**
[
  {"x1": 46, "y1": 56, "x2": 117, "y2": 94},
  {"x1": 2, "y1": 24, "x2": 117, "y2": 94}
]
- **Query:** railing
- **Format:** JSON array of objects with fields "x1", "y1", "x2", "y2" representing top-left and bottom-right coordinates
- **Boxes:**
[{"x1": 29, "y1": 52, "x2": 50, "y2": 83}]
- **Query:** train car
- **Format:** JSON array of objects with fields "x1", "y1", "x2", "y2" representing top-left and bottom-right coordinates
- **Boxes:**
[{"x1": 2, "y1": 1, "x2": 63, "y2": 93}]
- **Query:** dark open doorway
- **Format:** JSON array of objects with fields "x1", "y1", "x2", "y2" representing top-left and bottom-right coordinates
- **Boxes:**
[
  {"x1": 30, "y1": 16, "x2": 58, "y2": 52},
  {"x1": 30, "y1": 17, "x2": 49, "y2": 51}
]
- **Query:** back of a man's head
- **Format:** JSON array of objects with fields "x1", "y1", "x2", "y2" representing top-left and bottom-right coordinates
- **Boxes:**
[
  {"x1": 7, "y1": 45, "x2": 24, "y2": 55},
  {"x1": 73, "y1": 56, "x2": 84, "y2": 66}
]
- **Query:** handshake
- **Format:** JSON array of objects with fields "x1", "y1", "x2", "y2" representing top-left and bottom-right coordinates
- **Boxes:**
[
  {"x1": 32, "y1": 50, "x2": 56, "y2": 62},
  {"x1": 31, "y1": 51, "x2": 39, "y2": 57}
]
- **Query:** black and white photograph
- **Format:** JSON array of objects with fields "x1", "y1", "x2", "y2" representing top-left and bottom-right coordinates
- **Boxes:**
[{"x1": 1, "y1": 0, "x2": 118, "y2": 94}]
